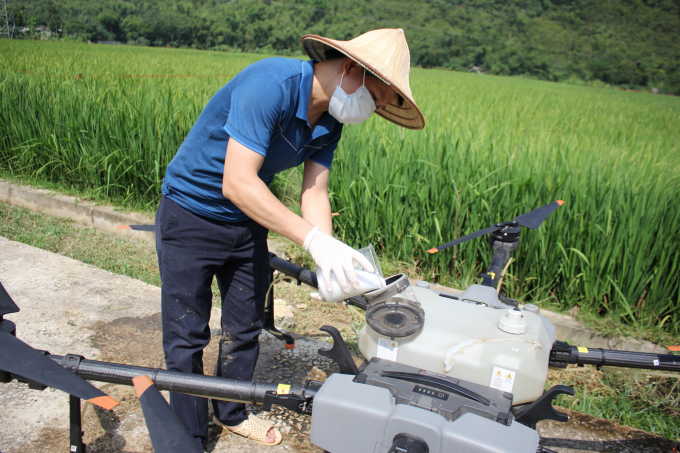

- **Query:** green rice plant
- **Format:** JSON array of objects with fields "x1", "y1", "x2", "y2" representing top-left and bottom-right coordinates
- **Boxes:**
[
  {"x1": 0, "y1": 41, "x2": 259, "y2": 208},
  {"x1": 330, "y1": 70, "x2": 680, "y2": 331},
  {"x1": 1, "y1": 40, "x2": 679, "y2": 335}
]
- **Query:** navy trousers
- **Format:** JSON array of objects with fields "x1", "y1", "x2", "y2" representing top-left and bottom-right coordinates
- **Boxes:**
[{"x1": 155, "y1": 196, "x2": 270, "y2": 449}]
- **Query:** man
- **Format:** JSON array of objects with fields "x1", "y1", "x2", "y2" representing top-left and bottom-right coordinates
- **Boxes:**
[{"x1": 156, "y1": 28, "x2": 424, "y2": 449}]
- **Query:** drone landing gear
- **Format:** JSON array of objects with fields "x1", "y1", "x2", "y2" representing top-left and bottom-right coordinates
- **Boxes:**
[
  {"x1": 62, "y1": 354, "x2": 87, "y2": 453},
  {"x1": 4, "y1": 368, "x2": 86, "y2": 453},
  {"x1": 264, "y1": 266, "x2": 295, "y2": 349},
  {"x1": 318, "y1": 325, "x2": 359, "y2": 375},
  {"x1": 70, "y1": 394, "x2": 86, "y2": 453},
  {"x1": 514, "y1": 385, "x2": 575, "y2": 429}
]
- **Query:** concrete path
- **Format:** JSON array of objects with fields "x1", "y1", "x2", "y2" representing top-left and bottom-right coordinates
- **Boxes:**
[{"x1": 0, "y1": 236, "x2": 676, "y2": 453}]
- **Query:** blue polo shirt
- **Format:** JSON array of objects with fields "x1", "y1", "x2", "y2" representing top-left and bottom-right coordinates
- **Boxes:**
[{"x1": 162, "y1": 58, "x2": 343, "y2": 222}]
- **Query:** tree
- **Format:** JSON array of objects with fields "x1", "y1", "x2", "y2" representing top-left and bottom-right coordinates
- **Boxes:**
[
  {"x1": 612, "y1": 60, "x2": 644, "y2": 86},
  {"x1": 96, "y1": 10, "x2": 122, "y2": 41},
  {"x1": 47, "y1": 0, "x2": 61, "y2": 35},
  {"x1": 121, "y1": 15, "x2": 150, "y2": 42},
  {"x1": 8, "y1": 0, "x2": 680, "y2": 94}
]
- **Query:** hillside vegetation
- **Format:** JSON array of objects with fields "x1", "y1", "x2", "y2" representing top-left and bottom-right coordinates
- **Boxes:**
[{"x1": 11, "y1": 0, "x2": 680, "y2": 94}]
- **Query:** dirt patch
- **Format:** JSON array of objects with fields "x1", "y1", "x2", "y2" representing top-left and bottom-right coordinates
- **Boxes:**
[
  {"x1": 90, "y1": 313, "x2": 165, "y2": 367},
  {"x1": 14, "y1": 426, "x2": 71, "y2": 453},
  {"x1": 84, "y1": 312, "x2": 354, "y2": 452}
]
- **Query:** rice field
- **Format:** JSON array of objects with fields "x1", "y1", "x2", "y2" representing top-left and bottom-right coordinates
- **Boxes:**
[{"x1": 1, "y1": 40, "x2": 680, "y2": 335}]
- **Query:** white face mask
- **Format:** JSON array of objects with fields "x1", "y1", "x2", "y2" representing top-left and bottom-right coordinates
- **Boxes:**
[{"x1": 328, "y1": 69, "x2": 376, "y2": 124}]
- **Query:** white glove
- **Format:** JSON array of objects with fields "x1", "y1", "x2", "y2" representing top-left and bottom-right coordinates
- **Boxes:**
[
  {"x1": 310, "y1": 292, "x2": 345, "y2": 306},
  {"x1": 304, "y1": 227, "x2": 374, "y2": 293}
]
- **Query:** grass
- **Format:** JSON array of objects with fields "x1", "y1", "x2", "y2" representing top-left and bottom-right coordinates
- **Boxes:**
[
  {"x1": 0, "y1": 201, "x2": 160, "y2": 286},
  {"x1": 1, "y1": 40, "x2": 680, "y2": 338},
  {"x1": 2, "y1": 201, "x2": 679, "y2": 440},
  {"x1": 548, "y1": 367, "x2": 680, "y2": 441}
]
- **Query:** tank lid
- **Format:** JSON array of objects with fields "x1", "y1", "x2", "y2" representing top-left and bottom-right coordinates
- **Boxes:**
[
  {"x1": 498, "y1": 308, "x2": 528, "y2": 334},
  {"x1": 523, "y1": 304, "x2": 539, "y2": 314},
  {"x1": 366, "y1": 296, "x2": 425, "y2": 338},
  {"x1": 415, "y1": 280, "x2": 431, "y2": 289}
]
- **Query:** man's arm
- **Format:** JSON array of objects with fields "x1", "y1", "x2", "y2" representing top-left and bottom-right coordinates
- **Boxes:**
[
  {"x1": 222, "y1": 138, "x2": 314, "y2": 245},
  {"x1": 301, "y1": 159, "x2": 332, "y2": 236},
  {"x1": 223, "y1": 137, "x2": 373, "y2": 292}
]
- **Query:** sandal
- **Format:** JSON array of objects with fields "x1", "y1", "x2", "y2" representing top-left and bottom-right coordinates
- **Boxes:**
[{"x1": 213, "y1": 414, "x2": 283, "y2": 446}]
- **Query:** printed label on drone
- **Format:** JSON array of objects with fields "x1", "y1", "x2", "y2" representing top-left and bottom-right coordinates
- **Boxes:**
[
  {"x1": 377, "y1": 338, "x2": 399, "y2": 361},
  {"x1": 653, "y1": 359, "x2": 660, "y2": 366},
  {"x1": 277, "y1": 384, "x2": 291, "y2": 395},
  {"x1": 489, "y1": 366, "x2": 516, "y2": 393},
  {"x1": 577, "y1": 347, "x2": 589, "y2": 353}
]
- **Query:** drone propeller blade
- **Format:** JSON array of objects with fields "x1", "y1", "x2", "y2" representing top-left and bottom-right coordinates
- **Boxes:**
[
  {"x1": 0, "y1": 282, "x2": 20, "y2": 318},
  {"x1": 0, "y1": 333, "x2": 119, "y2": 410},
  {"x1": 427, "y1": 225, "x2": 501, "y2": 254},
  {"x1": 513, "y1": 200, "x2": 564, "y2": 230},
  {"x1": 117, "y1": 224, "x2": 156, "y2": 232},
  {"x1": 132, "y1": 375, "x2": 203, "y2": 453},
  {"x1": 427, "y1": 201, "x2": 565, "y2": 255}
]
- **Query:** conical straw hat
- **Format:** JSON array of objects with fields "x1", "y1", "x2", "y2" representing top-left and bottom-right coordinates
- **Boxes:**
[{"x1": 301, "y1": 29, "x2": 425, "y2": 130}]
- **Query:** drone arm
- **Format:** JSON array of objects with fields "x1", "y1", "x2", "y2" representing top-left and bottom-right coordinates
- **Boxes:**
[
  {"x1": 480, "y1": 236, "x2": 520, "y2": 290},
  {"x1": 47, "y1": 353, "x2": 317, "y2": 413},
  {"x1": 549, "y1": 341, "x2": 680, "y2": 372},
  {"x1": 269, "y1": 253, "x2": 318, "y2": 287},
  {"x1": 268, "y1": 254, "x2": 367, "y2": 310},
  {"x1": 480, "y1": 245, "x2": 510, "y2": 289}
]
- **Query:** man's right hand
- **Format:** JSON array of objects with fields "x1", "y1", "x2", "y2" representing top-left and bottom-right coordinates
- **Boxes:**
[{"x1": 303, "y1": 227, "x2": 374, "y2": 293}]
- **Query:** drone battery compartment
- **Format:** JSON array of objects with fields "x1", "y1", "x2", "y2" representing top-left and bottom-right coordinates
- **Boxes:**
[{"x1": 355, "y1": 358, "x2": 513, "y2": 426}]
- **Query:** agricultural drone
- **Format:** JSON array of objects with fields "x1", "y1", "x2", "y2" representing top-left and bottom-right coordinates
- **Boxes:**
[{"x1": 2, "y1": 201, "x2": 679, "y2": 453}]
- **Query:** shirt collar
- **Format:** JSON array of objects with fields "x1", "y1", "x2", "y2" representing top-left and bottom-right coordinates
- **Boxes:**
[
  {"x1": 296, "y1": 59, "x2": 314, "y2": 124},
  {"x1": 311, "y1": 112, "x2": 336, "y2": 139}
]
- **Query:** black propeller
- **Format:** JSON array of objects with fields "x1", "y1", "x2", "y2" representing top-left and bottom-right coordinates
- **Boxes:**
[
  {"x1": 0, "y1": 282, "x2": 20, "y2": 316},
  {"x1": 427, "y1": 200, "x2": 564, "y2": 254},
  {"x1": 0, "y1": 333, "x2": 120, "y2": 409},
  {"x1": 0, "y1": 281, "x2": 119, "y2": 409},
  {"x1": 133, "y1": 375, "x2": 203, "y2": 453},
  {"x1": 117, "y1": 224, "x2": 155, "y2": 232}
]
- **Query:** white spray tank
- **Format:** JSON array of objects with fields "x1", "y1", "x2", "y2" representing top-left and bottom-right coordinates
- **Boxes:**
[
  {"x1": 358, "y1": 278, "x2": 555, "y2": 405},
  {"x1": 359, "y1": 202, "x2": 567, "y2": 405}
]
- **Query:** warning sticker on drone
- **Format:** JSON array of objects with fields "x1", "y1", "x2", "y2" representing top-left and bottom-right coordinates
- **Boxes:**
[
  {"x1": 377, "y1": 338, "x2": 399, "y2": 361},
  {"x1": 489, "y1": 366, "x2": 516, "y2": 393}
]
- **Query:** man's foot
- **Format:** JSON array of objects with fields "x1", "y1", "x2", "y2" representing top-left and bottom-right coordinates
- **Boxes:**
[
  {"x1": 212, "y1": 414, "x2": 282, "y2": 446},
  {"x1": 227, "y1": 422, "x2": 276, "y2": 443}
]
